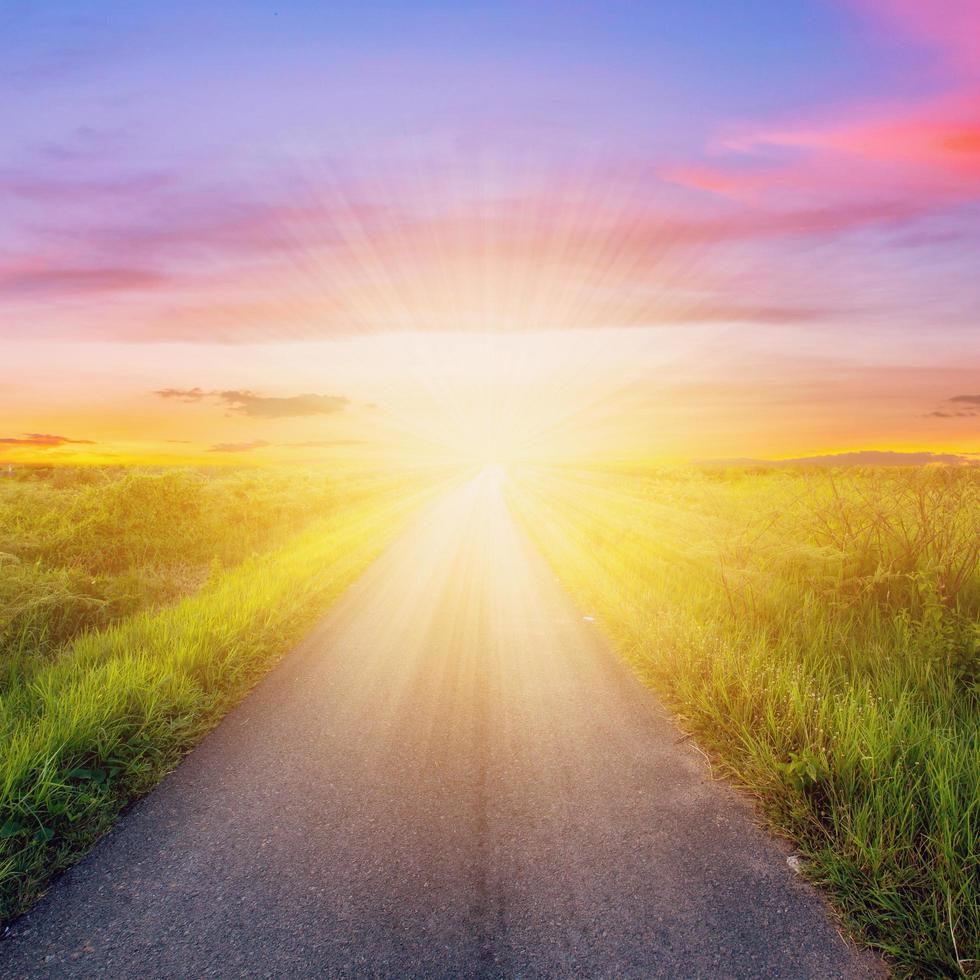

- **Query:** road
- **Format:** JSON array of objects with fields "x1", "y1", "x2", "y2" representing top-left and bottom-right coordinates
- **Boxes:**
[{"x1": 1, "y1": 473, "x2": 879, "y2": 978}]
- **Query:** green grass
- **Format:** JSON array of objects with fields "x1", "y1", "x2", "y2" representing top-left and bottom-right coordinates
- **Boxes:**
[
  {"x1": 0, "y1": 466, "x2": 366, "y2": 688},
  {"x1": 509, "y1": 463, "x2": 979, "y2": 978},
  {"x1": 0, "y1": 465, "x2": 439, "y2": 924}
]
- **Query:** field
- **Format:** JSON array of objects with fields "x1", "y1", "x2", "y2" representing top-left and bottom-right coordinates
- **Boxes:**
[
  {"x1": 0, "y1": 465, "x2": 439, "y2": 924},
  {"x1": 2, "y1": 463, "x2": 977, "y2": 974},
  {"x1": 509, "y1": 464, "x2": 979, "y2": 977}
]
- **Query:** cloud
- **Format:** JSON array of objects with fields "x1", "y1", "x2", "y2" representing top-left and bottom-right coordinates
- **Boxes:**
[
  {"x1": 154, "y1": 387, "x2": 208, "y2": 402},
  {"x1": 852, "y1": 0, "x2": 980, "y2": 73},
  {"x1": 700, "y1": 450, "x2": 979, "y2": 467},
  {"x1": 0, "y1": 171, "x2": 172, "y2": 203},
  {"x1": 290, "y1": 439, "x2": 364, "y2": 447},
  {"x1": 1, "y1": 89, "x2": 973, "y2": 344},
  {"x1": 154, "y1": 388, "x2": 349, "y2": 418},
  {"x1": 203, "y1": 438, "x2": 361, "y2": 453},
  {"x1": 662, "y1": 105, "x2": 980, "y2": 210},
  {"x1": 927, "y1": 393, "x2": 980, "y2": 417},
  {"x1": 32, "y1": 126, "x2": 133, "y2": 164},
  {"x1": 0, "y1": 266, "x2": 167, "y2": 297},
  {"x1": 207, "y1": 440, "x2": 270, "y2": 454},
  {"x1": 0, "y1": 433, "x2": 95, "y2": 448},
  {"x1": 0, "y1": 153, "x2": 895, "y2": 341},
  {"x1": 217, "y1": 391, "x2": 349, "y2": 419},
  {"x1": 674, "y1": 201, "x2": 921, "y2": 242},
  {"x1": 892, "y1": 229, "x2": 965, "y2": 249},
  {"x1": 660, "y1": 2, "x2": 980, "y2": 214}
]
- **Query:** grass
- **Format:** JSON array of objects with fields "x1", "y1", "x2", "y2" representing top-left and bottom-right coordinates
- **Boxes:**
[
  {"x1": 509, "y1": 463, "x2": 979, "y2": 978},
  {"x1": 0, "y1": 466, "x2": 366, "y2": 688},
  {"x1": 0, "y1": 465, "x2": 440, "y2": 925}
]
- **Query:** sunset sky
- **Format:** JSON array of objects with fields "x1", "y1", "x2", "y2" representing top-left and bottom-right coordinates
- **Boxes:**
[{"x1": 1, "y1": 0, "x2": 978, "y2": 465}]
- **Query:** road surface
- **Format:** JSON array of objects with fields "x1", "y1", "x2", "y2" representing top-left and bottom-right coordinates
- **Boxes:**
[{"x1": 1, "y1": 473, "x2": 879, "y2": 978}]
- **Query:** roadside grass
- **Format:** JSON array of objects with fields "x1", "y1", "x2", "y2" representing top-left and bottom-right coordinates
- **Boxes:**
[
  {"x1": 509, "y1": 464, "x2": 979, "y2": 978},
  {"x1": 0, "y1": 467, "x2": 362, "y2": 688},
  {"x1": 0, "y1": 468, "x2": 439, "y2": 925}
]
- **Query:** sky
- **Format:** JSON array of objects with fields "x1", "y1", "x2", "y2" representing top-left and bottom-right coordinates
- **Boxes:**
[{"x1": 1, "y1": 0, "x2": 978, "y2": 465}]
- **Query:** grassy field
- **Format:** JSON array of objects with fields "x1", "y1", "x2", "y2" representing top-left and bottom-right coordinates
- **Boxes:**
[
  {"x1": 0, "y1": 465, "x2": 439, "y2": 924},
  {"x1": 0, "y1": 467, "x2": 359, "y2": 686},
  {"x1": 509, "y1": 463, "x2": 979, "y2": 977}
]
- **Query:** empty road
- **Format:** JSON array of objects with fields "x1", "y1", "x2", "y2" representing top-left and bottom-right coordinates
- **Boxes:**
[{"x1": 1, "y1": 473, "x2": 878, "y2": 978}]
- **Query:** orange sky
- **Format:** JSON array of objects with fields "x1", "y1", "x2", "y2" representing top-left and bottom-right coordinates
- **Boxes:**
[{"x1": 2, "y1": 324, "x2": 977, "y2": 466}]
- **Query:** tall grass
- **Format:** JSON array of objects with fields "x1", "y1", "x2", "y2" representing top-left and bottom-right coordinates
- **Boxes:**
[
  {"x1": 510, "y1": 464, "x2": 979, "y2": 977},
  {"x1": 0, "y1": 467, "x2": 373, "y2": 687},
  {"x1": 0, "y1": 466, "x2": 438, "y2": 924}
]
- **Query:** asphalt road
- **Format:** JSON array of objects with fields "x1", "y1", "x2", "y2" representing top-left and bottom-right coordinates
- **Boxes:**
[{"x1": 1, "y1": 473, "x2": 880, "y2": 978}]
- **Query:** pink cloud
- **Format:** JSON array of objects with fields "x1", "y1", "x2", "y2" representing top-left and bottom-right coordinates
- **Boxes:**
[
  {"x1": 663, "y1": 94, "x2": 980, "y2": 208},
  {"x1": 0, "y1": 173, "x2": 172, "y2": 204},
  {"x1": 0, "y1": 266, "x2": 168, "y2": 297},
  {"x1": 731, "y1": 98, "x2": 980, "y2": 180},
  {"x1": 662, "y1": 1, "x2": 980, "y2": 208},
  {"x1": 0, "y1": 137, "x2": 967, "y2": 344},
  {"x1": 2, "y1": 165, "x2": 876, "y2": 341},
  {"x1": 853, "y1": 0, "x2": 980, "y2": 72}
]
